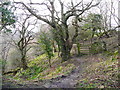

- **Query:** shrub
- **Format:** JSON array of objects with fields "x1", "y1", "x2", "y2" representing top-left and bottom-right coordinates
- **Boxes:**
[
  {"x1": 38, "y1": 32, "x2": 54, "y2": 67},
  {"x1": 89, "y1": 41, "x2": 106, "y2": 54}
]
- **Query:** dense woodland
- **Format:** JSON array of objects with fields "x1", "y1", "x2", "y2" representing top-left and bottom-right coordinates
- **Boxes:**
[{"x1": 0, "y1": 0, "x2": 119, "y2": 89}]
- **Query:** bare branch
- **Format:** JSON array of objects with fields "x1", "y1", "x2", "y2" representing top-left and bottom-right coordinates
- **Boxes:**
[
  {"x1": 14, "y1": 2, "x2": 55, "y2": 28},
  {"x1": 65, "y1": 0, "x2": 100, "y2": 23}
]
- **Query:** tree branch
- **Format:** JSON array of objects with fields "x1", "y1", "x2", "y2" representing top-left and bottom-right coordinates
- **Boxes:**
[
  {"x1": 64, "y1": 0, "x2": 100, "y2": 23},
  {"x1": 14, "y1": 2, "x2": 55, "y2": 28}
]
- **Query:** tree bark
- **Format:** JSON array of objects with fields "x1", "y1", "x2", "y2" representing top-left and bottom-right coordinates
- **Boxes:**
[
  {"x1": 60, "y1": 40, "x2": 72, "y2": 61},
  {"x1": 17, "y1": 0, "x2": 100, "y2": 62},
  {"x1": 21, "y1": 52, "x2": 28, "y2": 70},
  {"x1": 77, "y1": 43, "x2": 81, "y2": 55},
  {"x1": 48, "y1": 58, "x2": 51, "y2": 68},
  {"x1": 21, "y1": 57, "x2": 28, "y2": 70}
]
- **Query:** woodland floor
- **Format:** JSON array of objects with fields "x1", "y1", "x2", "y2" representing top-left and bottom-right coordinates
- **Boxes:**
[
  {"x1": 2, "y1": 36, "x2": 119, "y2": 89},
  {"x1": 2, "y1": 55, "x2": 94, "y2": 88},
  {"x1": 2, "y1": 53, "x2": 119, "y2": 89}
]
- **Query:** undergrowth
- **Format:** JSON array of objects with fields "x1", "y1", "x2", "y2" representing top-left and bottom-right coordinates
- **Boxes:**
[
  {"x1": 77, "y1": 50, "x2": 119, "y2": 88},
  {"x1": 13, "y1": 53, "x2": 75, "y2": 81}
]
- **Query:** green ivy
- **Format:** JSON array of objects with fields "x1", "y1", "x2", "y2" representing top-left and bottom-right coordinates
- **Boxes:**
[{"x1": 0, "y1": 1, "x2": 15, "y2": 32}]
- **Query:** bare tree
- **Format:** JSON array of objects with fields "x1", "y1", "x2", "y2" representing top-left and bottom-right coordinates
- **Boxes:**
[
  {"x1": 11, "y1": 15, "x2": 36, "y2": 70},
  {"x1": 14, "y1": 0, "x2": 100, "y2": 61},
  {"x1": 97, "y1": 0, "x2": 119, "y2": 37},
  {"x1": 118, "y1": 1, "x2": 120, "y2": 62}
]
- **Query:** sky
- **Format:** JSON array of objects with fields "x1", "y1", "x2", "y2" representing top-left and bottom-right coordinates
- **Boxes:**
[{"x1": 6, "y1": 0, "x2": 120, "y2": 32}]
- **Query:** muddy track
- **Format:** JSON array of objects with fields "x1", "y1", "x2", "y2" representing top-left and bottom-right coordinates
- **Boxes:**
[
  {"x1": 2, "y1": 56, "x2": 91, "y2": 88},
  {"x1": 42, "y1": 57, "x2": 90, "y2": 88}
]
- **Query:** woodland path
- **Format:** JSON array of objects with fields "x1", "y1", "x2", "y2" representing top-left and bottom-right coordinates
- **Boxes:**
[
  {"x1": 42, "y1": 56, "x2": 91, "y2": 88},
  {"x1": 2, "y1": 55, "x2": 92, "y2": 88}
]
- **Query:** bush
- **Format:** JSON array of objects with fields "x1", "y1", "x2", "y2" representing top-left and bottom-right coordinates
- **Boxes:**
[
  {"x1": 15, "y1": 66, "x2": 44, "y2": 80},
  {"x1": 89, "y1": 41, "x2": 106, "y2": 54},
  {"x1": 38, "y1": 32, "x2": 54, "y2": 67},
  {"x1": 77, "y1": 30, "x2": 93, "y2": 41}
]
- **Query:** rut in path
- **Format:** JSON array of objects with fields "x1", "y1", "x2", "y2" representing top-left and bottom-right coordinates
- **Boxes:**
[{"x1": 43, "y1": 57, "x2": 89, "y2": 88}]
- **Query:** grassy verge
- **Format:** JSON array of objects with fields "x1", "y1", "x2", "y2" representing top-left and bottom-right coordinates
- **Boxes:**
[
  {"x1": 77, "y1": 50, "x2": 119, "y2": 88},
  {"x1": 8, "y1": 53, "x2": 75, "y2": 82}
]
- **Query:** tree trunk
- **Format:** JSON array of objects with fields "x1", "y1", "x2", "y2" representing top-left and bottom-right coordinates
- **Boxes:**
[
  {"x1": 60, "y1": 41, "x2": 72, "y2": 62},
  {"x1": 53, "y1": 42, "x2": 57, "y2": 52},
  {"x1": 61, "y1": 48, "x2": 70, "y2": 61},
  {"x1": 58, "y1": 45, "x2": 61, "y2": 57},
  {"x1": 48, "y1": 58, "x2": 51, "y2": 68},
  {"x1": 77, "y1": 43, "x2": 81, "y2": 55},
  {"x1": 21, "y1": 56, "x2": 28, "y2": 70}
]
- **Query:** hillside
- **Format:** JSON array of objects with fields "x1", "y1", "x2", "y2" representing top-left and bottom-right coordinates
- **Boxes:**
[
  {"x1": 2, "y1": 36, "x2": 119, "y2": 88},
  {"x1": 1, "y1": 0, "x2": 119, "y2": 89}
]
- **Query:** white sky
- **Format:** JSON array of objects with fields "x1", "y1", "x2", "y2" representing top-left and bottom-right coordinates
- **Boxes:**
[{"x1": 9, "y1": 0, "x2": 119, "y2": 32}]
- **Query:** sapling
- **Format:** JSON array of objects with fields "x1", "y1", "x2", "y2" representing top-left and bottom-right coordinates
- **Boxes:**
[{"x1": 39, "y1": 32, "x2": 54, "y2": 68}]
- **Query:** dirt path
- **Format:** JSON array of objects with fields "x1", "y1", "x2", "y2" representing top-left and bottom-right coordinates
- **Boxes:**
[
  {"x1": 2, "y1": 56, "x2": 92, "y2": 88},
  {"x1": 42, "y1": 56, "x2": 91, "y2": 88},
  {"x1": 2, "y1": 77, "x2": 45, "y2": 88},
  {"x1": 43, "y1": 66, "x2": 81, "y2": 88}
]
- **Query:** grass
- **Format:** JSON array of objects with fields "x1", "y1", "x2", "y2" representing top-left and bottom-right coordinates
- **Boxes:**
[
  {"x1": 4, "y1": 50, "x2": 118, "y2": 88},
  {"x1": 3, "y1": 36, "x2": 118, "y2": 88},
  {"x1": 76, "y1": 50, "x2": 119, "y2": 88},
  {"x1": 12, "y1": 53, "x2": 75, "y2": 81},
  {"x1": 38, "y1": 64, "x2": 75, "y2": 80}
]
